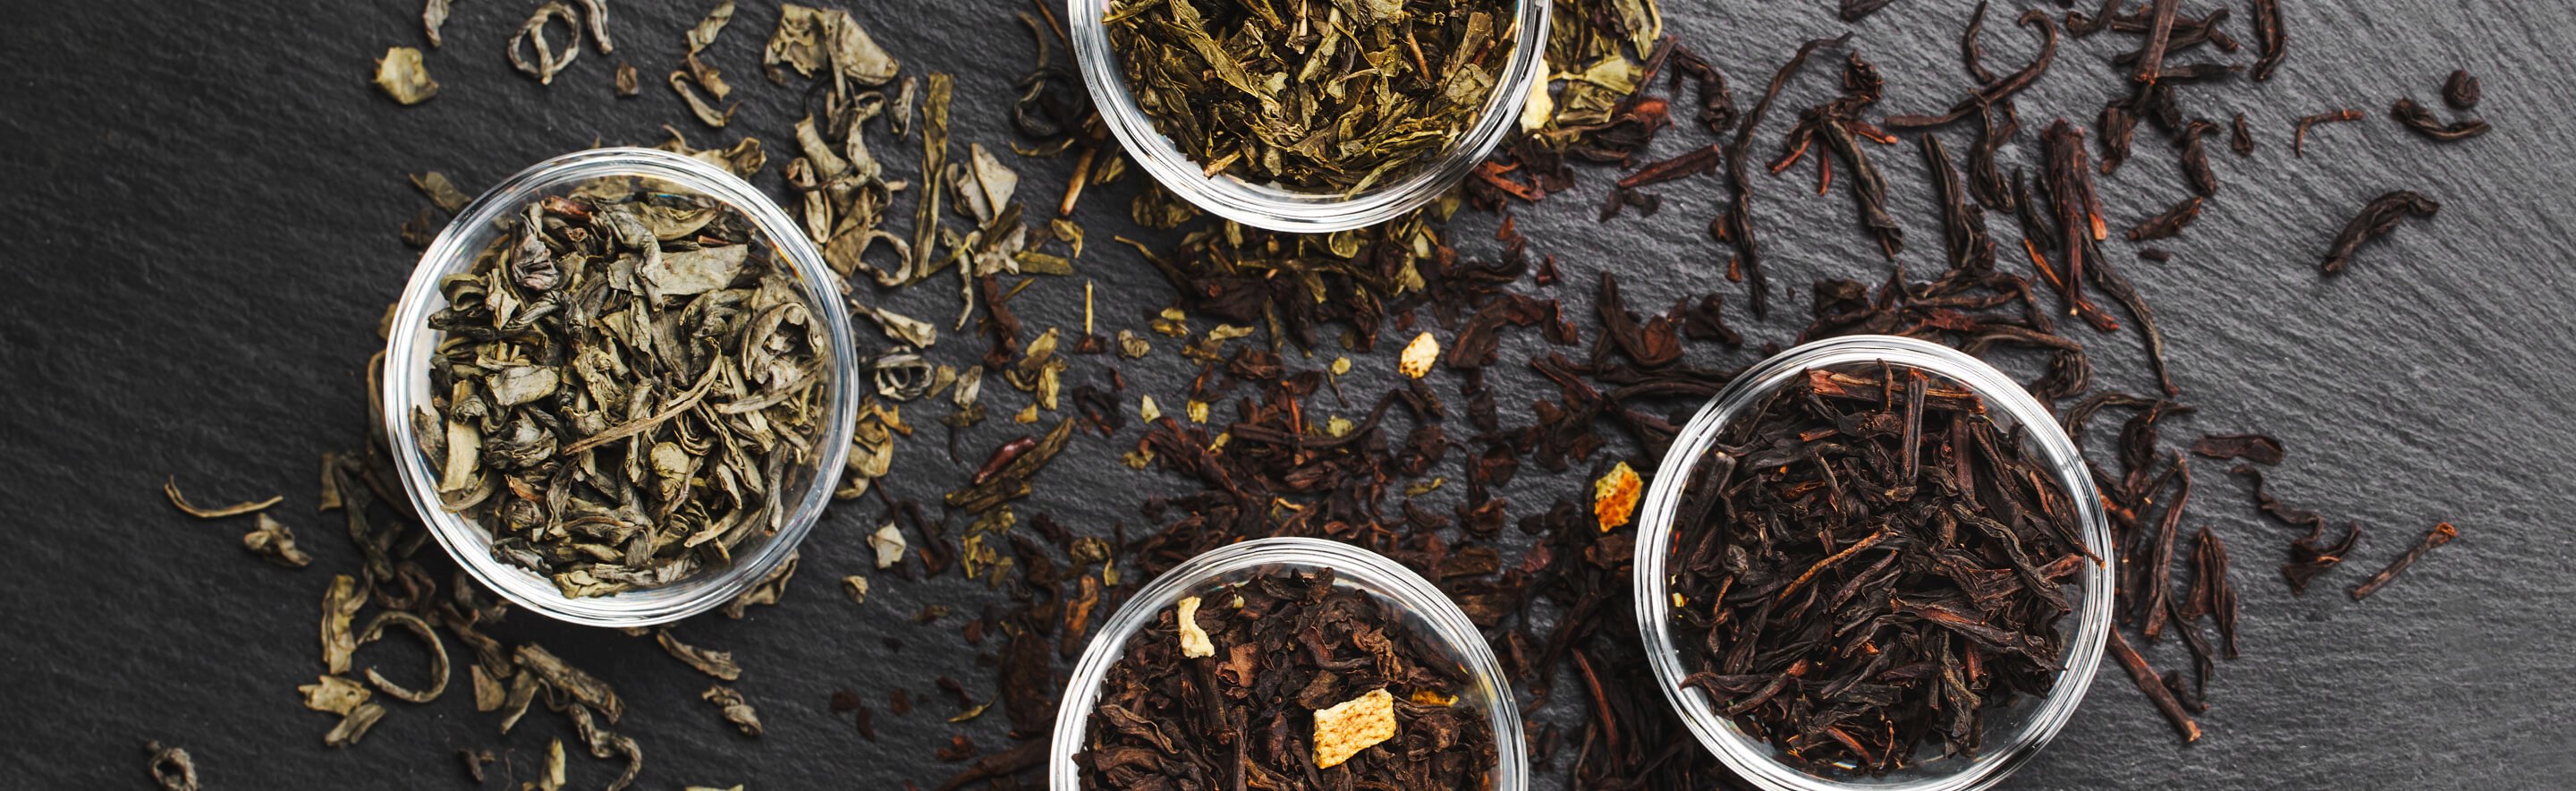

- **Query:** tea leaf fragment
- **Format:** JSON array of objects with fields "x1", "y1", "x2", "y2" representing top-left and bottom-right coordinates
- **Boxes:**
[
  {"x1": 164, "y1": 478, "x2": 281, "y2": 519},
  {"x1": 515, "y1": 643, "x2": 623, "y2": 722},
  {"x1": 702, "y1": 685, "x2": 765, "y2": 736},
  {"x1": 870, "y1": 523, "x2": 907, "y2": 568},
  {"x1": 408, "y1": 172, "x2": 472, "y2": 214},
  {"x1": 843, "y1": 574, "x2": 870, "y2": 605},
  {"x1": 373, "y1": 47, "x2": 439, "y2": 105},
  {"x1": 423, "y1": 0, "x2": 451, "y2": 47},
  {"x1": 299, "y1": 674, "x2": 373, "y2": 716},
  {"x1": 145, "y1": 742, "x2": 198, "y2": 791},
  {"x1": 688, "y1": 1, "x2": 735, "y2": 54},
  {"x1": 320, "y1": 574, "x2": 363, "y2": 674},
  {"x1": 655, "y1": 629, "x2": 743, "y2": 681},
  {"x1": 670, "y1": 69, "x2": 736, "y2": 127},
  {"x1": 323, "y1": 702, "x2": 386, "y2": 747}
]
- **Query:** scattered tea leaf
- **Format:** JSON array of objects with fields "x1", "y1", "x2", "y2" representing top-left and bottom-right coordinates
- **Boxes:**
[
  {"x1": 374, "y1": 47, "x2": 440, "y2": 105},
  {"x1": 164, "y1": 478, "x2": 282, "y2": 519}
]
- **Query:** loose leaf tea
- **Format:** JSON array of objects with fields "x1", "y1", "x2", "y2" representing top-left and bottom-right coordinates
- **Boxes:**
[
  {"x1": 1103, "y1": 0, "x2": 1512, "y2": 192},
  {"x1": 374, "y1": 47, "x2": 440, "y2": 106},
  {"x1": 2388, "y1": 97, "x2": 2491, "y2": 142},
  {"x1": 511, "y1": 3, "x2": 585, "y2": 85},
  {"x1": 2292, "y1": 108, "x2": 2361, "y2": 157},
  {"x1": 2349, "y1": 522, "x2": 2457, "y2": 600},
  {"x1": 1074, "y1": 568, "x2": 1496, "y2": 787},
  {"x1": 146, "y1": 742, "x2": 199, "y2": 791},
  {"x1": 1666, "y1": 365, "x2": 2089, "y2": 773},
  {"x1": 2320, "y1": 191, "x2": 2440, "y2": 275},
  {"x1": 419, "y1": 181, "x2": 830, "y2": 597},
  {"x1": 164, "y1": 478, "x2": 282, "y2": 518},
  {"x1": 2443, "y1": 69, "x2": 2480, "y2": 109}
]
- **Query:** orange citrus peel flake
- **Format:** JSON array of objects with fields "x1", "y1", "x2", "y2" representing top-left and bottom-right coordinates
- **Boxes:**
[
  {"x1": 1311, "y1": 688, "x2": 1398, "y2": 769},
  {"x1": 1594, "y1": 461, "x2": 1642, "y2": 532}
]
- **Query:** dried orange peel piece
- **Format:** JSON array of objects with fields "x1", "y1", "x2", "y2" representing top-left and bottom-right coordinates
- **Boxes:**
[
  {"x1": 1594, "y1": 461, "x2": 1642, "y2": 532},
  {"x1": 1312, "y1": 688, "x2": 1398, "y2": 769}
]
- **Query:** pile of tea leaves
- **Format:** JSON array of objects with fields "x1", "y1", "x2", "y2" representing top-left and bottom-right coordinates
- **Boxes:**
[
  {"x1": 1074, "y1": 568, "x2": 1498, "y2": 787},
  {"x1": 1103, "y1": 0, "x2": 1515, "y2": 192},
  {"x1": 157, "y1": 0, "x2": 2470, "y2": 787}
]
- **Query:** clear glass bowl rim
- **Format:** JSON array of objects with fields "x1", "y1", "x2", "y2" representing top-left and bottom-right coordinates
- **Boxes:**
[
  {"x1": 380, "y1": 147, "x2": 862, "y2": 628},
  {"x1": 1066, "y1": 0, "x2": 1552, "y2": 234},
  {"x1": 1629, "y1": 335, "x2": 2115, "y2": 791},
  {"x1": 1048, "y1": 537, "x2": 1530, "y2": 790}
]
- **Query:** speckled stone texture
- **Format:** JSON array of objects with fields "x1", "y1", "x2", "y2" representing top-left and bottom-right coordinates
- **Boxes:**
[{"x1": 2, "y1": 0, "x2": 2572, "y2": 788}]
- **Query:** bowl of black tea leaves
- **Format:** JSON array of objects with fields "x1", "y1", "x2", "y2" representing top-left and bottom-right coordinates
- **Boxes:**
[
  {"x1": 1632, "y1": 335, "x2": 2114, "y2": 790},
  {"x1": 1054, "y1": 537, "x2": 1525, "y2": 789},
  {"x1": 383, "y1": 147, "x2": 861, "y2": 627},
  {"x1": 1070, "y1": 0, "x2": 1550, "y2": 232}
]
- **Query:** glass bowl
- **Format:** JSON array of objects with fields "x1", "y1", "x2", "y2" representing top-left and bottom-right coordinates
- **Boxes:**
[
  {"x1": 1067, "y1": 0, "x2": 1550, "y2": 233},
  {"x1": 1051, "y1": 537, "x2": 1527, "y2": 789},
  {"x1": 381, "y1": 147, "x2": 860, "y2": 627},
  {"x1": 1631, "y1": 335, "x2": 2114, "y2": 791}
]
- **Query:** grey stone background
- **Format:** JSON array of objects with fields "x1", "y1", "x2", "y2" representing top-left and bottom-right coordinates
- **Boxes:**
[{"x1": 2, "y1": 0, "x2": 2572, "y2": 788}]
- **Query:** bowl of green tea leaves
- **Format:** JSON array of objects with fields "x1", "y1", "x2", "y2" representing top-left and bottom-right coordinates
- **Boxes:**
[
  {"x1": 382, "y1": 147, "x2": 861, "y2": 627},
  {"x1": 1072, "y1": 0, "x2": 1550, "y2": 232}
]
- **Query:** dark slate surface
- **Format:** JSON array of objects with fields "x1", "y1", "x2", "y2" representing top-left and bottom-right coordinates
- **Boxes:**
[{"x1": 4, "y1": 0, "x2": 2573, "y2": 788}]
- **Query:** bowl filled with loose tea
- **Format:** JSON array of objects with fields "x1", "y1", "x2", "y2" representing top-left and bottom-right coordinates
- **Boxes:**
[
  {"x1": 1070, "y1": 0, "x2": 1550, "y2": 233},
  {"x1": 1053, "y1": 537, "x2": 1526, "y2": 788},
  {"x1": 382, "y1": 147, "x2": 861, "y2": 627},
  {"x1": 1633, "y1": 335, "x2": 2114, "y2": 791}
]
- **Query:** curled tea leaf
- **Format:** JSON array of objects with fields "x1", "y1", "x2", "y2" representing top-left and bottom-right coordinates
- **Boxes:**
[
  {"x1": 146, "y1": 742, "x2": 198, "y2": 791},
  {"x1": 423, "y1": 0, "x2": 451, "y2": 47},
  {"x1": 509, "y1": 3, "x2": 583, "y2": 85},
  {"x1": 843, "y1": 574, "x2": 871, "y2": 605},
  {"x1": 320, "y1": 574, "x2": 363, "y2": 674},
  {"x1": 242, "y1": 513, "x2": 312, "y2": 568},
  {"x1": 703, "y1": 685, "x2": 765, "y2": 736},
  {"x1": 164, "y1": 478, "x2": 281, "y2": 519},
  {"x1": 515, "y1": 643, "x2": 623, "y2": 722},
  {"x1": 655, "y1": 629, "x2": 743, "y2": 681},
  {"x1": 671, "y1": 70, "x2": 735, "y2": 127},
  {"x1": 689, "y1": 1, "x2": 735, "y2": 54},
  {"x1": 572, "y1": 0, "x2": 614, "y2": 54},
  {"x1": 356, "y1": 610, "x2": 449, "y2": 703},
  {"x1": 374, "y1": 47, "x2": 440, "y2": 105}
]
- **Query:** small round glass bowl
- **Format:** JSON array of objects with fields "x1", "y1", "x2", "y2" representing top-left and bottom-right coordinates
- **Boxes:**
[
  {"x1": 1067, "y1": 0, "x2": 1550, "y2": 233},
  {"x1": 1051, "y1": 537, "x2": 1527, "y2": 790},
  {"x1": 1631, "y1": 335, "x2": 2114, "y2": 791},
  {"x1": 381, "y1": 147, "x2": 860, "y2": 627}
]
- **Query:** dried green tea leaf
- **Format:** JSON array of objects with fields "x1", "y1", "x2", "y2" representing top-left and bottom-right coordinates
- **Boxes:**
[
  {"x1": 703, "y1": 685, "x2": 765, "y2": 736},
  {"x1": 242, "y1": 513, "x2": 313, "y2": 568},
  {"x1": 688, "y1": 0, "x2": 736, "y2": 54},
  {"x1": 655, "y1": 629, "x2": 743, "y2": 681},
  {"x1": 515, "y1": 643, "x2": 623, "y2": 722},
  {"x1": 843, "y1": 574, "x2": 871, "y2": 605},
  {"x1": 323, "y1": 702, "x2": 385, "y2": 748},
  {"x1": 399, "y1": 208, "x2": 439, "y2": 248},
  {"x1": 537, "y1": 739, "x2": 567, "y2": 790},
  {"x1": 320, "y1": 574, "x2": 364, "y2": 674},
  {"x1": 615, "y1": 62, "x2": 640, "y2": 96},
  {"x1": 299, "y1": 675, "x2": 372, "y2": 716},
  {"x1": 655, "y1": 127, "x2": 766, "y2": 176},
  {"x1": 470, "y1": 665, "x2": 504, "y2": 711},
  {"x1": 510, "y1": 3, "x2": 583, "y2": 85},
  {"x1": 146, "y1": 742, "x2": 198, "y2": 791},
  {"x1": 671, "y1": 70, "x2": 736, "y2": 126},
  {"x1": 164, "y1": 478, "x2": 282, "y2": 519},
  {"x1": 1116, "y1": 329, "x2": 1149, "y2": 358},
  {"x1": 871, "y1": 523, "x2": 906, "y2": 568},
  {"x1": 409, "y1": 172, "x2": 472, "y2": 214},
  {"x1": 685, "y1": 51, "x2": 732, "y2": 100},
  {"x1": 423, "y1": 0, "x2": 451, "y2": 47},
  {"x1": 723, "y1": 550, "x2": 799, "y2": 617},
  {"x1": 356, "y1": 610, "x2": 448, "y2": 703},
  {"x1": 374, "y1": 47, "x2": 440, "y2": 105},
  {"x1": 764, "y1": 4, "x2": 900, "y2": 86},
  {"x1": 857, "y1": 302, "x2": 938, "y2": 347},
  {"x1": 572, "y1": 0, "x2": 614, "y2": 53},
  {"x1": 496, "y1": 669, "x2": 540, "y2": 733}
]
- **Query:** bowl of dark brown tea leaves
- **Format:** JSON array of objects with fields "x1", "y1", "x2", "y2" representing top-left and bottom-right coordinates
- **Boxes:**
[
  {"x1": 1052, "y1": 537, "x2": 1527, "y2": 789},
  {"x1": 1633, "y1": 336, "x2": 2114, "y2": 791},
  {"x1": 1071, "y1": 0, "x2": 1550, "y2": 232},
  {"x1": 383, "y1": 147, "x2": 862, "y2": 627}
]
